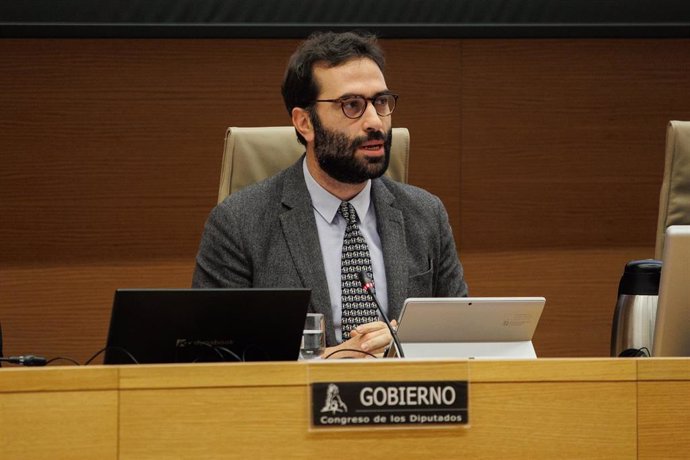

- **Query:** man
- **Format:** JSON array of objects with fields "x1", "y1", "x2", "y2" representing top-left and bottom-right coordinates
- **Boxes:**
[{"x1": 193, "y1": 31, "x2": 468, "y2": 358}]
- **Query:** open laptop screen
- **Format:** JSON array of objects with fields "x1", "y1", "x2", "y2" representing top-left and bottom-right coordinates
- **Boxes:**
[{"x1": 104, "y1": 288, "x2": 310, "y2": 364}]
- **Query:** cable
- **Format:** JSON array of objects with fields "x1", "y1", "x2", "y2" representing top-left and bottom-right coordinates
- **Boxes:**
[
  {"x1": 240, "y1": 344, "x2": 270, "y2": 362},
  {"x1": 85, "y1": 346, "x2": 139, "y2": 365},
  {"x1": 214, "y1": 346, "x2": 243, "y2": 362},
  {"x1": 84, "y1": 346, "x2": 108, "y2": 365},
  {"x1": 178, "y1": 340, "x2": 244, "y2": 363},
  {"x1": 191, "y1": 342, "x2": 226, "y2": 362},
  {"x1": 618, "y1": 347, "x2": 651, "y2": 358},
  {"x1": 0, "y1": 355, "x2": 47, "y2": 366},
  {"x1": 4, "y1": 349, "x2": 136, "y2": 366},
  {"x1": 45, "y1": 356, "x2": 81, "y2": 366},
  {"x1": 323, "y1": 348, "x2": 379, "y2": 359}
]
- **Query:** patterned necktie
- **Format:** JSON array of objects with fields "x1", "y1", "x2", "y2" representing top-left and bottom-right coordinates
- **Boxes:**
[{"x1": 339, "y1": 201, "x2": 379, "y2": 341}]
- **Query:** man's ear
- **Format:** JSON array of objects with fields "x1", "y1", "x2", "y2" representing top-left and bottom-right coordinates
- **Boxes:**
[{"x1": 292, "y1": 107, "x2": 314, "y2": 143}]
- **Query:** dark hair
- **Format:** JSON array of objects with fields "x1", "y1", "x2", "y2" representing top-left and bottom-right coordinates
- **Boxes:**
[{"x1": 281, "y1": 31, "x2": 386, "y2": 145}]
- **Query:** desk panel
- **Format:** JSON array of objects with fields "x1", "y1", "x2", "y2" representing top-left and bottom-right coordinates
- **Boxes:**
[
  {"x1": 116, "y1": 360, "x2": 636, "y2": 459},
  {"x1": 637, "y1": 359, "x2": 690, "y2": 459},
  {"x1": 0, "y1": 367, "x2": 118, "y2": 460},
  {"x1": 2, "y1": 356, "x2": 688, "y2": 459}
]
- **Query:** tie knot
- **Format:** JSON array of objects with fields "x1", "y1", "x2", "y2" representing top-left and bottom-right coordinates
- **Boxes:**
[{"x1": 338, "y1": 201, "x2": 358, "y2": 225}]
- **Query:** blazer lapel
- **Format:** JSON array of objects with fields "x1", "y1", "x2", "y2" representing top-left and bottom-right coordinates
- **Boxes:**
[
  {"x1": 278, "y1": 160, "x2": 336, "y2": 343},
  {"x1": 372, "y1": 179, "x2": 408, "y2": 322}
]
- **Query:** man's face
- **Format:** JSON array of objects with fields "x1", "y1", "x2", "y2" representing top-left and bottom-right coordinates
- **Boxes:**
[
  {"x1": 309, "y1": 58, "x2": 393, "y2": 184},
  {"x1": 310, "y1": 109, "x2": 392, "y2": 184}
]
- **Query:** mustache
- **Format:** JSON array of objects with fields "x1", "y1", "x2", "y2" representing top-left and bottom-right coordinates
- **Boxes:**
[{"x1": 353, "y1": 130, "x2": 388, "y2": 147}]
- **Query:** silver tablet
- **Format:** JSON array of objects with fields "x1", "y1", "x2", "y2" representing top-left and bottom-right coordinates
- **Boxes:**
[{"x1": 389, "y1": 297, "x2": 545, "y2": 359}]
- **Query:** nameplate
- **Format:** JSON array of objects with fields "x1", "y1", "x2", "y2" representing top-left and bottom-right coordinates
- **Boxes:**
[{"x1": 310, "y1": 380, "x2": 468, "y2": 429}]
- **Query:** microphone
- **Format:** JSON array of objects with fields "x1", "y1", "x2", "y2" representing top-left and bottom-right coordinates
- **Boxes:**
[
  {"x1": 357, "y1": 271, "x2": 405, "y2": 358},
  {"x1": 0, "y1": 355, "x2": 48, "y2": 367}
]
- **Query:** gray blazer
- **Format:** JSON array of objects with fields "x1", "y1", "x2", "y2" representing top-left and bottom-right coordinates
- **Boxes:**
[{"x1": 192, "y1": 158, "x2": 468, "y2": 346}]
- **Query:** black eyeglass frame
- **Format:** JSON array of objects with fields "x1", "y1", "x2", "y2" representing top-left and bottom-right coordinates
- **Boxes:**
[{"x1": 314, "y1": 93, "x2": 399, "y2": 119}]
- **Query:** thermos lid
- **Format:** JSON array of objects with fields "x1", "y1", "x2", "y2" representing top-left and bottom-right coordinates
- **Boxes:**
[{"x1": 618, "y1": 259, "x2": 662, "y2": 295}]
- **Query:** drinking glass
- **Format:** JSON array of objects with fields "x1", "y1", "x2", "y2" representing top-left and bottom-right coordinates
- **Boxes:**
[{"x1": 300, "y1": 313, "x2": 325, "y2": 360}]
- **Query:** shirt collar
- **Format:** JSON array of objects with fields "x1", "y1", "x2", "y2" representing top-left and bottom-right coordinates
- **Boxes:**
[{"x1": 302, "y1": 158, "x2": 372, "y2": 224}]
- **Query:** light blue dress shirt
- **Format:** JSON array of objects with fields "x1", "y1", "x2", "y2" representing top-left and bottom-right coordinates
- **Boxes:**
[{"x1": 302, "y1": 159, "x2": 389, "y2": 342}]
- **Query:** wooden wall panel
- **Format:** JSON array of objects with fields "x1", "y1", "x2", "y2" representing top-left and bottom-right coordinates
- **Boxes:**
[
  {"x1": 385, "y1": 40, "x2": 463, "y2": 220},
  {"x1": 0, "y1": 39, "x2": 296, "y2": 264},
  {"x1": 460, "y1": 39, "x2": 690, "y2": 251},
  {"x1": 1, "y1": 38, "x2": 689, "y2": 361}
]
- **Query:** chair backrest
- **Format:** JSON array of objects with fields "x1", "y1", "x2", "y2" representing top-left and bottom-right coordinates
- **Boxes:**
[
  {"x1": 217, "y1": 126, "x2": 410, "y2": 203},
  {"x1": 656, "y1": 120, "x2": 690, "y2": 258}
]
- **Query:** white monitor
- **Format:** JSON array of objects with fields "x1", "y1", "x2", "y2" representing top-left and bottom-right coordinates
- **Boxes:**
[
  {"x1": 389, "y1": 297, "x2": 545, "y2": 359},
  {"x1": 652, "y1": 225, "x2": 690, "y2": 357}
]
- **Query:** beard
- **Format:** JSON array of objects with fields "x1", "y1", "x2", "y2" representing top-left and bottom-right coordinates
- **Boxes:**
[{"x1": 310, "y1": 112, "x2": 392, "y2": 184}]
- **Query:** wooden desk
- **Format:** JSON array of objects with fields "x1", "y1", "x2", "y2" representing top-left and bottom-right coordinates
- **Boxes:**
[
  {"x1": 1, "y1": 359, "x2": 687, "y2": 459},
  {"x1": 638, "y1": 359, "x2": 690, "y2": 459},
  {"x1": 0, "y1": 366, "x2": 119, "y2": 459}
]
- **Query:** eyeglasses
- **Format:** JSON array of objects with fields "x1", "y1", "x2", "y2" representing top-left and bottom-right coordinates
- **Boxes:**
[{"x1": 314, "y1": 93, "x2": 398, "y2": 119}]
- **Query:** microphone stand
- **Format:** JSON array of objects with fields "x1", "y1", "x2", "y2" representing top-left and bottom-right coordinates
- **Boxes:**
[{"x1": 358, "y1": 271, "x2": 405, "y2": 358}]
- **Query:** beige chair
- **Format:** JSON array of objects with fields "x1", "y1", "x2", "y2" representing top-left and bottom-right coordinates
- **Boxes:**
[
  {"x1": 217, "y1": 126, "x2": 410, "y2": 203},
  {"x1": 655, "y1": 121, "x2": 690, "y2": 258}
]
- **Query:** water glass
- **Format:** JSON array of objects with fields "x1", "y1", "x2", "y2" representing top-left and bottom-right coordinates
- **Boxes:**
[{"x1": 301, "y1": 313, "x2": 325, "y2": 360}]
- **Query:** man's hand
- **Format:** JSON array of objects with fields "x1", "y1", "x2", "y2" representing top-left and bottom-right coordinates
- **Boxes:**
[{"x1": 323, "y1": 320, "x2": 397, "y2": 359}]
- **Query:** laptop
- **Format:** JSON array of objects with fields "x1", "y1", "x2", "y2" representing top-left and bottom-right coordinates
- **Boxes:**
[
  {"x1": 653, "y1": 225, "x2": 690, "y2": 357},
  {"x1": 104, "y1": 288, "x2": 311, "y2": 364},
  {"x1": 388, "y1": 297, "x2": 545, "y2": 359}
]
